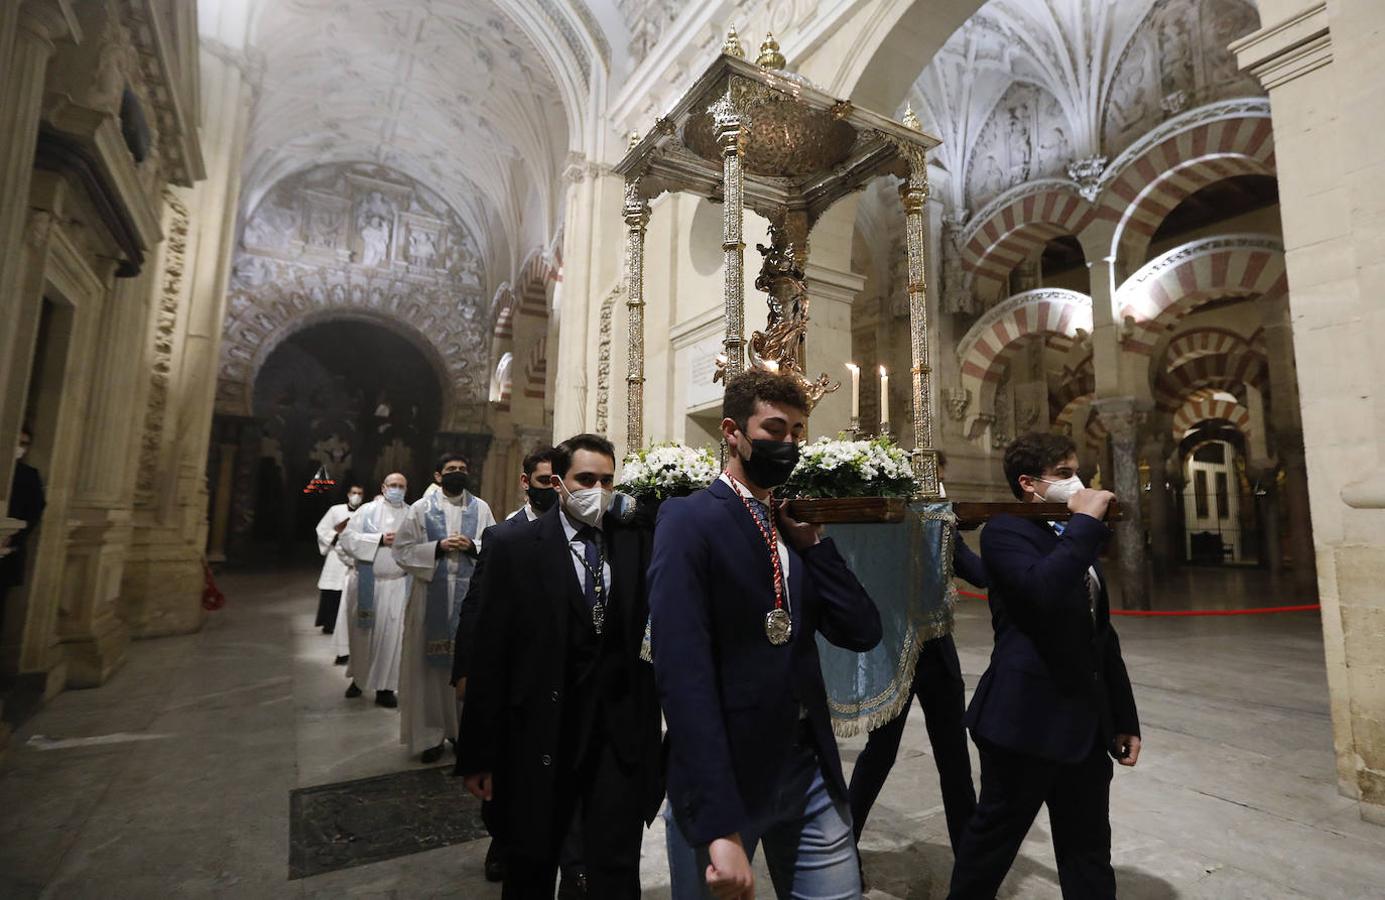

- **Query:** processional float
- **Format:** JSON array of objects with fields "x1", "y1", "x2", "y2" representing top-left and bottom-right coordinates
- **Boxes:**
[
  {"x1": 615, "y1": 29, "x2": 943, "y2": 501},
  {"x1": 615, "y1": 33, "x2": 1111, "y2": 733},
  {"x1": 612, "y1": 32, "x2": 952, "y2": 734}
]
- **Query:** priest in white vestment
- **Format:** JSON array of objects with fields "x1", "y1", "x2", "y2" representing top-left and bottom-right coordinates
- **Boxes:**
[
  {"x1": 314, "y1": 488, "x2": 363, "y2": 658},
  {"x1": 394, "y1": 452, "x2": 495, "y2": 762},
  {"x1": 338, "y1": 473, "x2": 411, "y2": 706}
]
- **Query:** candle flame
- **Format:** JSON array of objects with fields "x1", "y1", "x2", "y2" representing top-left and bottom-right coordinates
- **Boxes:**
[
  {"x1": 845, "y1": 362, "x2": 859, "y2": 374},
  {"x1": 879, "y1": 365, "x2": 888, "y2": 376}
]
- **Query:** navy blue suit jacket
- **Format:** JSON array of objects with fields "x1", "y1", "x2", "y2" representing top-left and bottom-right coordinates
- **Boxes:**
[
  {"x1": 966, "y1": 513, "x2": 1139, "y2": 764},
  {"x1": 649, "y1": 479, "x2": 882, "y2": 845},
  {"x1": 954, "y1": 535, "x2": 988, "y2": 588}
]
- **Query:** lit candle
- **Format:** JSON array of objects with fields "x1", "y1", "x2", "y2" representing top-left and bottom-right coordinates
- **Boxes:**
[
  {"x1": 878, "y1": 365, "x2": 889, "y2": 431},
  {"x1": 845, "y1": 363, "x2": 860, "y2": 420}
]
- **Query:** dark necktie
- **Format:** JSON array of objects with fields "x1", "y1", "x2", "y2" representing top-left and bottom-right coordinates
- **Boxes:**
[
  {"x1": 577, "y1": 525, "x2": 604, "y2": 608},
  {"x1": 745, "y1": 496, "x2": 773, "y2": 534}
]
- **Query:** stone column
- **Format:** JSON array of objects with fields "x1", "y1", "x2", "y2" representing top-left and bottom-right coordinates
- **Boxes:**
[
  {"x1": 1095, "y1": 397, "x2": 1151, "y2": 610},
  {"x1": 1234, "y1": 0, "x2": 1385, "y2": 820},
  {"x1": 1143, "y1": 431, "x2": 1175, "y2": 578},
  {"x1": 0, "y1": 3, "x2": 74, "y2": 545},
  {"x1": 122, "y1": 46, "x2": 251, "y2": 637}
]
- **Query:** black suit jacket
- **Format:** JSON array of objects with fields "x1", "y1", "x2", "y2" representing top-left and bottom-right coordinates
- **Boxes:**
[
  {"x1": 649, "y1": 479, "x2": 882, "y2": 845},
  {"x1": 2, "y1": 461, "x2": 45, "y2": 588},
  {"x1": 966, "y1": 513, "x2": 1139, "y2": 764},
  {"x1": 451, "y1": 509, "x2": 529, "y2": 684},
  {"x1": 457, "y1": 505, "x2": 662, "y2": 859}
]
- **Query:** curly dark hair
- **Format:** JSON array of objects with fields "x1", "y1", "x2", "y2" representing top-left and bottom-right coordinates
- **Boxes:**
[
  {"x1": 1002, "y1": 432, "x2": 1077, "y2": 499},
  {"x1": 722, "y1": 369, "x2": 809, "y2": 431}
]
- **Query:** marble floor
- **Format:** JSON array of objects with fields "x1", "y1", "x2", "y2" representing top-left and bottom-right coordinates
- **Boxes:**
[{"x1": 1, "y1": 563, "x2": 1382, "y2": 898}]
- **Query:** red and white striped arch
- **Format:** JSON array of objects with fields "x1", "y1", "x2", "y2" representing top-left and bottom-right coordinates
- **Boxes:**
[
  {"x1": 1115, "y1": 234, "x2": 1285, "y2": 354},
  {"x1": 957, "y1": 289, "x2": 1092, "y2": 434},
  {"x1": 1096, "y1": 99, "x2": 1274, "y2": 273},
  {"x1": 960, "y1": 180, "x2": 1095, "y2": 304},
  {"x1": 522, "y1": 335, "x2": 548, "y2": 399},
  {"x1": 1154, "y1": 328, "x2": 1266, "y2": 410},
  {"x1": 1172, "y1": 389, "x2": 1253, "y2": 443}
]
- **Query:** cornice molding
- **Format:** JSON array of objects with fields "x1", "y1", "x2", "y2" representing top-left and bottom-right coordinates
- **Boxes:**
[{"x1": 1231, "y1": 2, "x2": 1333, "y2": 91}]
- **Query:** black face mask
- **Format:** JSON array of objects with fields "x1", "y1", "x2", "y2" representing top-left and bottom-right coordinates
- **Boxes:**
[
  {"x1": 739, "y1": 436, "x2": 800, "y2": 490},
  {"x1": 439, "y1": 472, "x2": 469, "y2": 496},
  {"x1": 527, "y1": 485, "x2": 558, "y2": 512}
]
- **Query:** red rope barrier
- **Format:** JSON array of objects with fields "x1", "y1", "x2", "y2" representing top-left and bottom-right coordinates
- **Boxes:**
[{"x1": 956, "y1": 589, "x2": 1319, "y2": 617}]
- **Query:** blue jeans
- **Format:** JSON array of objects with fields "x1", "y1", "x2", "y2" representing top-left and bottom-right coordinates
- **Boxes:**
[{"x1": 665, "y1": 739, "x2": 861, "y2": 900}]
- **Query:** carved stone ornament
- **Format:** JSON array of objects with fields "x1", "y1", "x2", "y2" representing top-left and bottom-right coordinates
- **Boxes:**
[
  {"x1": 1065, "y1": 156, "x2": 1108, "y2": 201},
  {"x1": 943, "y1": 387, "x2": 972, "y2": 422}
]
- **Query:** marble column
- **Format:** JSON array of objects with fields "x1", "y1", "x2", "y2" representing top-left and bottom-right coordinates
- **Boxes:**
[
  {"x1": 1143, "y1": 433, "x2": 1175, "y2": 578},
  {"x1": 1095, "y1": 397, "x2": 1151, "y2": 610}
]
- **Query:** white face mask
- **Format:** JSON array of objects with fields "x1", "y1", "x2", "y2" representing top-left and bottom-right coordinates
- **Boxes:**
[
  {"x1": 1038, "y1": 475, "x2": 1084, "y2": 504},
  {"x1": 348, "y1": 493, "x2": 364, "y2": 508},
  {"x1": 383, "y1": 486, "x2": 405, "y2": 505},
  {"x1": 563, "y1": 484, "x2": 613, "y2": 527},
  {"x1": 15, "y1": 446, "x2": 26, "y2": 461}
]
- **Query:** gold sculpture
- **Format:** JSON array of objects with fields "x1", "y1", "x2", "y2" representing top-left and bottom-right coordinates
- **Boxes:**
[{"x1": 615, "y1": 32, "x2": 943, "y2": 497}]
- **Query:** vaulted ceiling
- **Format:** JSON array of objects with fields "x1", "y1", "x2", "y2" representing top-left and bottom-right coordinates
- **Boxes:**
[{"x1": 240, "y1": 0, "x2": 618, "y2": 285}]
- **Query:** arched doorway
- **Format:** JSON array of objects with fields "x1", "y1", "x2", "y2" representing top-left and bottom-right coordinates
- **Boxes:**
[{"x1": 229, "y1": 318, "x2": 444, "y2": 560}]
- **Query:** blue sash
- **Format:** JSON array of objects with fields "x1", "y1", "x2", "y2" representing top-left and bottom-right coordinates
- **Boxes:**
[
  {"x1": 816, "y1": 501, "x2": 958, "y2": 737},
  {"x1": 355, "y1": 503, "x2": 381, "y2": 630},
  {"x1": 422, "y1": 492, "x2": 480, "y2": 668}
]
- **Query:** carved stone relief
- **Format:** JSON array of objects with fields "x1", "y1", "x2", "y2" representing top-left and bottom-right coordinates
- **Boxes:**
[
  {"x1": 218, "y1": 163, "x2": 488, "y2": 424},
  {"x1": 1103, "y1": 0, "x2": 1262, "y2": 157},
  {"x1": 965, "y1": 83, "x2": 1072, "y2": 212},
  {"x1": 135, "y1": 189, "x2": 190, "y2": 500}
]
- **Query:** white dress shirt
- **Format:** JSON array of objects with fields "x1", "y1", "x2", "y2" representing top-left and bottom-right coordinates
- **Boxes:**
[
  {"x1": 720, "y1": 473, "x2": 793, "y2": 602},
  {"x1": 560, "y1": 508, "x2": 612, "y2": 600}
]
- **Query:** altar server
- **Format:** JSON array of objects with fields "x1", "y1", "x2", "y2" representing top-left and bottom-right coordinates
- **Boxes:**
[
  {"x1": 394, "y1": 452, "x2": 495, "y2": 762},
  {"x1": 338, "y1": 473, "x2": 411, "y2": 707},
  {"x1": 313, "y1": 486, "x2": 363, "y2": 641},
  {"x1": 650, "y1": 370, "x2": 881, "y2": 899}
]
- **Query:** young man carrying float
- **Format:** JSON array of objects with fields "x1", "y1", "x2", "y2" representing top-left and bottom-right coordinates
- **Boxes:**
[{"x1": 650, "y1": 370, "x2": 882, "y2": 899}]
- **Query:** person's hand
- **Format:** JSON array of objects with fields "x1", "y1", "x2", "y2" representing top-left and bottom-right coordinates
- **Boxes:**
[
  {"x1": 706, "y1": 834, "x2": 754, "y2": 899},
  {"x1": 439, "y1": 535, "x2": 464, "y2": 553},
  {"x1": 463, "y1": 772, "x2": 492, "y2": 800},
  {"x1": 454, "y1": 677, "x2": 467, "y2": 701},
  {"x1": 381, "y1": 531, "x2": 396, "y2": 547},
  {"x1": 334, "y1": 519, "x2": 349, "y2": 534},
  {"x1": 1068, "y1": 488, "x2": 1116, "y2": 521},
  {"x1": 455, "y1": 534, "x2": 475, "y2": 553},
  {"x1": 1115, "y1": 734, "x2": 1141, "y2": 767},
  {"x1": 774, "y1": 500, "x2": 821, "y2": 552}
]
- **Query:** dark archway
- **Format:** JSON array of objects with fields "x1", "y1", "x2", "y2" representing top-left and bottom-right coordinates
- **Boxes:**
[{"x1": 237, "y1": 318, "x2": 444, "y2": 560}]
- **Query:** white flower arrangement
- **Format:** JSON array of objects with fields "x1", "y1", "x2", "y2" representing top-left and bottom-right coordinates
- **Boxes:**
[
  {"x1": 617, "y1": 443, "x2": 719, "y2": 501},
  {"x1": 783, "y1": 435, "x2": 918, "y2": 499}
]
